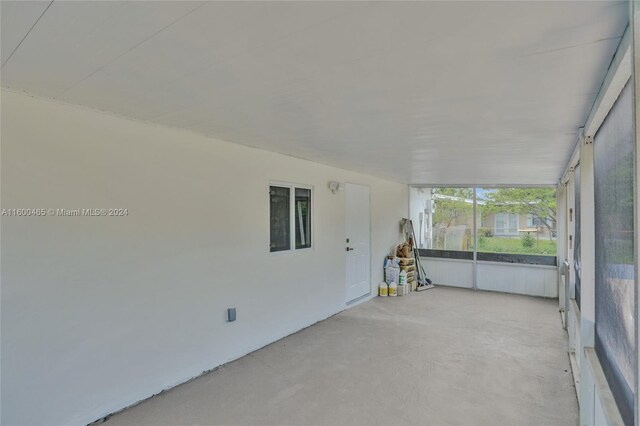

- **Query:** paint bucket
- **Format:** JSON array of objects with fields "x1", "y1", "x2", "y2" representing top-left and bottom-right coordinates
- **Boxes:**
[{"x1": 379, "y1": 282, "x2": 388, "y2": 297}]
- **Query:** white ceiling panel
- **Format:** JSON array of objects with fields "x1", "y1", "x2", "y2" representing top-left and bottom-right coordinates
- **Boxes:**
[
  {"x1": 0, "y1": 1, "x2": 629, "y2": 185},
  {"x1": 1, "y1": 1, "x2": 50, "y2": 66},
  {"x1": 1, "y1": 1, "x2": 205, "y2": 97},
  {"x1": 59, "y1": 1, "x2": 363, "y2": 120}
]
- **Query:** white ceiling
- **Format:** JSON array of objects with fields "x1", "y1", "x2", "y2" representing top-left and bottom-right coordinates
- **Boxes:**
[{"x1": 1, "y1": 1, "x2": 629, "y2": 185}]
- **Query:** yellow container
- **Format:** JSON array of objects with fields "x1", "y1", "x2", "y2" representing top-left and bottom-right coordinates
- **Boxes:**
[
  {"x1": 388, "y1": 282, "x2": 397, "y2": 297},
  {"x1": 379, "y1": 282, "x2": 388, "y2": 297}
]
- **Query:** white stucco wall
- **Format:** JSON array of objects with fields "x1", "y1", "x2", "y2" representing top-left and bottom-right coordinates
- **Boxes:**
[{"x1": 0, "y1": 90, "x2": 408, "y2": 425}]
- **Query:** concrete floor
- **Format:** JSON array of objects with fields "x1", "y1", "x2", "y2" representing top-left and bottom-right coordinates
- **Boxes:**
[{"x1": 105, "y1": 287, "x2": 578, "y2": 425}]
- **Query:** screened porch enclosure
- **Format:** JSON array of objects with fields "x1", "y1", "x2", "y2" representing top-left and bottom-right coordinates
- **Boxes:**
[
  {"x1": 409, "y1": 186, "x2": 558, "y2": 297},
  {"x1": 0, "y1": 1, "x2": 637, "y2": 426}
]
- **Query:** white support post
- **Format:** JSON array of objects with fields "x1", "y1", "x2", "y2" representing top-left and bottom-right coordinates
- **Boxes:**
[
  {"x1": 472, "y1": 187, "x2": 478, "y2": 290},
  {"x1": 566, "y1": 170, "x2": 578, "y2": 357},
  {"x1": 632, "y1": 2, "x2": 639, "y2": 425},
  {"x1": 579, "y1": 131, "x2": 596, "y2": 426},
  {"x1": 567, "y1": 169, "x2": 576, "y2": 301},
  {"x1": 556, "y1": 183, "x2": 567, "y2": 317}
]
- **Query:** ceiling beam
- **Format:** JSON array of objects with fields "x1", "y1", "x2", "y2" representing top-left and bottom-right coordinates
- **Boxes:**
[{"x1": 583, "y1": 25, "x2": 631, "y2": 138}]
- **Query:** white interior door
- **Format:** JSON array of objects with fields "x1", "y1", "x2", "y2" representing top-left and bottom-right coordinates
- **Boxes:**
[{"x1": 345, "y1": 183, "x2": 371, "y2": 303}]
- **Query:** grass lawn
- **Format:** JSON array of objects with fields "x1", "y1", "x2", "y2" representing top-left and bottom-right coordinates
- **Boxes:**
[{"x1": 477, "y1": 236, "x2": 557, "y2": 256}]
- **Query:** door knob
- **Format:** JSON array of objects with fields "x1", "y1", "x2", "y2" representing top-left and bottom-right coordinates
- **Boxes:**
[{"x1": 346, "y1": 247, "x2": 354, "y2": 251}]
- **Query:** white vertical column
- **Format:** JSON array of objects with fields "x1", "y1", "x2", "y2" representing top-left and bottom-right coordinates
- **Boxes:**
[
  {"x1": 472, "y1": 187, "x2": 477, "y2": 290},
  {"x1": 426, "y1": 190, "x2": 433, "y2": 249},
  {"x1": 566, "y1": 170, "x2": 577, "y2": 355},
  {"x1": 567, "y1": 170, "x2": 576, "y2": 300},
  {"x1": 579, "y1": 131, "x2": 596, "y2": 426},
  {"x1": 556, "y1": 183, "x2": 567, "y2": 316},
  {"x1": 632, "y1": 2, "x2": 640, "y2": 424}
]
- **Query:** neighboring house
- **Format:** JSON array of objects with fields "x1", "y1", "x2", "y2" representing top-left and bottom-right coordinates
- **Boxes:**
[
  {"x1": 429, "y1": 194, "x2": 555, "y2": 240},
  {"x1": 482, "y1": 212, "x2": 555, "y2": 238}
]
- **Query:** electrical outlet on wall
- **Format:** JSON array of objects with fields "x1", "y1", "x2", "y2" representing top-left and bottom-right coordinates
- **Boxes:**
[{"x1": 227, "y1": 308, "x2": 236, "y2": 322}]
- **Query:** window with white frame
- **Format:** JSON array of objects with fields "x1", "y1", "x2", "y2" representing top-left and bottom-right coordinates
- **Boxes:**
[
  {"x1": 269, "y1": 183, "x2": 312, "y2": 252},
  {"x1": 494, "y1": 213, "x2": 518, "y2": 235}
]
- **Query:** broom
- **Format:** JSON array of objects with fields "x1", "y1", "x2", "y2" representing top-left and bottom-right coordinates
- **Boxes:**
[{"x1": 403, "y1": 218, "x2": 434, "y2": 291}]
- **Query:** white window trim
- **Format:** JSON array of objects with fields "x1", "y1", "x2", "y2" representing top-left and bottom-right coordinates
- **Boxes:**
[
  {"x1": 494, "y1": 212, "x2": 519, "y2": 236},
  {"x1": 527, "y1": 214, "x2": 534, "y2": 228},
  {"x1": 269, "y1": 181, "x2": 314, "y2": 254}
]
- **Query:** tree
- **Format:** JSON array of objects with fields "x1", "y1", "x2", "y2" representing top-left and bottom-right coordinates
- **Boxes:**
[
  {"x1": 482, "y1": 188, "x2": 556, "y2": 240},
  {"x1": 431, "y1": 188, "x2": 474, "y2": 250},
  {"x1": 432, "y1": 188, "x2": 474, "y2": 228}
]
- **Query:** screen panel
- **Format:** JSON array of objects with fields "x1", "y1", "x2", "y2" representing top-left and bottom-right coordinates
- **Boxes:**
[
  {"x1": 477, "y1": 187, "x2": 557, "y2": 257},
  {"x1": 594, "y1": 81, "x2": 636, "y2": 426},
  {"x1": 410, "y1": 187, "x2": 475, "y2": 252},
  {"x1": 410, "y1": 187, "x2": 556, "y2": 265}
]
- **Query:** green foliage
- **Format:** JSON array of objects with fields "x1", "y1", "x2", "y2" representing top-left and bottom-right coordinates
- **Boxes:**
[
  {"x1": 428, "y1": 188, "x2": 558, "y2": 254},
  {"x1": 521, "y1": 233, "x2": 535, "y2": 248},
  {"x1": 482, "y1": 188, "x2": 556, "y2": 239},
  {"x1": 478, "y1": 227, "x2": 493, "y2": 237},
  {"x1": 432, "y1": 188, "x2": 473, "y2": 228},
  {"x1": 478, "y1": 236, "x2": 556, "y2": 255}
]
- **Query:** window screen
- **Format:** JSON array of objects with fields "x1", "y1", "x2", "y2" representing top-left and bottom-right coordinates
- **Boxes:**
[
  {"x1": 410, "y1": 188, "x2": 475, "y2": 252},
  {"x1": 410, "y1": 187, "x2": 557, "y2": 265},
  {"x1": 477, "y1": 187, "x2": 557, "y2": 256},
  {"x1": 295, "y1": 188, "x2": 311, "y2": 249},
  {"x1": 594, "y1": 81, "x2": 635, "y2": 426},
  {"x1": 270, "y1": 186, "x2": 290, "y2": 252}
]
